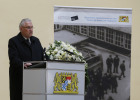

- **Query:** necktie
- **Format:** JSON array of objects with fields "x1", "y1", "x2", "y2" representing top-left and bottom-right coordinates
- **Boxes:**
[{"x1": 26, "y1": 39, "x2": 31, "y2": 45}]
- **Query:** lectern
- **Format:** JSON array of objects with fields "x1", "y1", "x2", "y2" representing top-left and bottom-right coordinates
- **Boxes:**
[{"x1": 23, "y1": 61, "x2": 85, "y2": 100}]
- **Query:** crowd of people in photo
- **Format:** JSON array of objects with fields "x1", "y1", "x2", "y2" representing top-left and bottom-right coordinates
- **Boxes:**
[{"x1": 85, "y1": 54, "x2": 126, "y2": 100}]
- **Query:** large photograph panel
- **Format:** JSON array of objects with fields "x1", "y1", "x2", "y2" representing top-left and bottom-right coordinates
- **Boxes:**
[{"x1": 54, "y1": 6, "x2": 132, "y2": 100}]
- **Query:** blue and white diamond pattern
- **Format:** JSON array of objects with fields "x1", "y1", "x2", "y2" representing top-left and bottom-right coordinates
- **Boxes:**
[{"x1": 62, "y1": 80, "x2": 68, "y2": 91}]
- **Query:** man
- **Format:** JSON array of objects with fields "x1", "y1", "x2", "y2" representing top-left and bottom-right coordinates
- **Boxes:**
[
  {"x1": 106, "y1": 55, "x2": 113, "y2": 73},
  {"x1": 111, "y1": 74, "x2": 118, "y2": 93},
  {"x1": 8, "y1": 18, "x2": 44, "y2": 100},
  {"x1": 102, "y1": 73, "x2": 108, "y2": 94},
  {"x1": 113, "y1": 55, "x2": 120, "y2": 73},
  {"x1": 120, "y1": 60, "x2": 126, "y2": 78}
]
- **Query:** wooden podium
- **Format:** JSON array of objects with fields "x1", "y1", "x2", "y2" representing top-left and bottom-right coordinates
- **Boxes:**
[{"x1": 23, "y1": 61, "x2": 85, "y2": 100}]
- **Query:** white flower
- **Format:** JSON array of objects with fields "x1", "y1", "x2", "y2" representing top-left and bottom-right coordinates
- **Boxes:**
[
  {"x1": 51, "y1": 51, "x2": 55, "y2": 55},
  {"x1": 52, "y1": 43, "x2": 55, "y2": 48},
  {"x1": 72, "y1": 55, "x2": 76, "y2": 60},
  {"x1": 62, "y1": 52, "x2": 66, "y2": 56},
  {"x1": 79, "y1": 52, "x2": 82, "y2": 56},
  {"x1": 46, "y1": 51, "x2": 50, "y2": 55},
  {"x1": 50, "y1": 55, "x2": 53, "y2": 60},
  {"x1": 54, "y1": 53, "x2": 60, "y2": 59},
  {"x1": 54, "y1": 48, "x2": 58, "y2": 53},
  {"x1": 67, "y1": 55, "x2": 72, "y2": 60},
  {"x1": 61, "y1": 41, "x2": 66, "y2": 46},
  {"x1": 74, "y1": 50, "x2": 78, "y2": 54},
  {"x1": 58, "y1": 55, "x2": 62, "y2": 60},
  {"x1": 76, "y1": 57, "x2": 81, "y2": 62},
  {"x1": 70, "y1": 49, "x2": 73, "y2": 52}
]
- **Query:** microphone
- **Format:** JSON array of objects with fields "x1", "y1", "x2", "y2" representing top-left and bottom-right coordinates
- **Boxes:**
[{"x1": 43, "y1": 47, "x2": 46, "y2": 53}]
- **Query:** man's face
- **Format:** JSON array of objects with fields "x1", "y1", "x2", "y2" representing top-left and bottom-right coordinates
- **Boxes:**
[{"x1": 20, "y1": 21, "x2": 33, "y2": 38}]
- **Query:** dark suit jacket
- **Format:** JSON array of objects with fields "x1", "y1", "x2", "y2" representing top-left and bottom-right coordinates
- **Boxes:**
[{"x1": 8, "y1": 32, "x2": 43, "y2": 100}]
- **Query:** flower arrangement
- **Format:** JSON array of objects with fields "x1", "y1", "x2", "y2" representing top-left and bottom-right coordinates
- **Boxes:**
[
  {"x1": 46, "y1": 40, "x2": 90, "y2": 90},
  {"x1": 46, "y1": 41, "x2": 84, "y2": 62}
]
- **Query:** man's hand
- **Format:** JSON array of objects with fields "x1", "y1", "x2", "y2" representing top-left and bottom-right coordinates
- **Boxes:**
[{"x1": 24, "y1": 63, "x2": 32, "y2": 68}]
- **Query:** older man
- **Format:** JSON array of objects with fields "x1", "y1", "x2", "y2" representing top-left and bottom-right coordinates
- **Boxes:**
[{"x1": 8, "y1": 18, "x2": 44, "y2": 100}]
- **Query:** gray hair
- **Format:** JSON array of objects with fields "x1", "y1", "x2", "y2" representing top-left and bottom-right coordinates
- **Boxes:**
[{"x1": 19, "y1": 18, "x2": 32, "y2": 28}]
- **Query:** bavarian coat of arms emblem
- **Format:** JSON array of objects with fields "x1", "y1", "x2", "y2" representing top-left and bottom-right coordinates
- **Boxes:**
[{"x1": 53, "y1": 72, "x2": 78, "y2": 94}]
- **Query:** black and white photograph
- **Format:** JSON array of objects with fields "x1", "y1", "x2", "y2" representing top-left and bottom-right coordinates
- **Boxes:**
[{"x1": 54, "y1": 6, "x2": 132, "y2": 100}]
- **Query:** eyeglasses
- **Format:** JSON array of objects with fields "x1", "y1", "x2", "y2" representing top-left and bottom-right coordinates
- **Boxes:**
[{"x1": 23, "y1": 26, "x2": 34, "y2": 29}]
